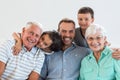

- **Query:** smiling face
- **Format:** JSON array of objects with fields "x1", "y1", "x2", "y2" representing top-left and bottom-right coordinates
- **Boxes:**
[
  {"x1": 21, "y1": 24, "x2": 42, "y2": 51},
  {"x1": 85, "y1": 24, "x2": 107, "y2": 53},
  {"x1": 37, "y1": 34, "x2": 53, "y2": 50},
  {"x1": 86, "y1": 31, "x2": 106, "y2": 53},
  {"x1": 77, "y1": 13, "x2": 94, "y2": 31},
  {"x1": 58, "y1": 22, "x2": 75, "y2": 48}
]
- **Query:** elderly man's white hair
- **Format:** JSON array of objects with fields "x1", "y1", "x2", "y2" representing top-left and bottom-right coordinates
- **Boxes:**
[
  {"x1": 26, "y1": 21, "x2": 43, "y2": 28},
  {"x1": 85, "y1": 24, "x2": 107, "y2": 39},
  {"x1": 25, "y1": 21, "x2": 43, "y2": 32}
]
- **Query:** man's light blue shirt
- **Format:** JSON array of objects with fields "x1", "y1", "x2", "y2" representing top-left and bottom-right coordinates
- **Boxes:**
[
  {"x1": 80, "y1": 46, "x2": 120, "y2": 80},
  {"x1": 40, "y1": 43, "x2": 90, "y2": 80}
]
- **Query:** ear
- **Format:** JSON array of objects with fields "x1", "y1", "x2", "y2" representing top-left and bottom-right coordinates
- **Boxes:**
[
  {"x1": 104, "y1": 36, "x2": 107, "y2": 40},
  {"x1": 104, "y1": 36, "x2": 111, "y2": 46},
  {"x1": 91, "y1": 18, "x2": 94, "y2": 23},
  {"x1": 21, "y1": 27, "x2": 25, "y2": 36},
  {"x1": 22, "y1": 27, "x2": 25, "y2": 33}
]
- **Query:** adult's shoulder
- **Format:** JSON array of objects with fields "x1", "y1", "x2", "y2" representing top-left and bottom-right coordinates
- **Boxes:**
[
  {"x1": 75, "y1": 44, "x2": 88, "y2": 49},
  {"x1": 0, "y1": 39, "x2": 15, "y2": 47},
  {"x1": 44, "y1": 50, "x2": 62, "y2": 62},
  {"x1": 44, "y1": 50, "x2": 62, "y2": 57},
  {"x1": 75, "y1": 27, "x2": 80, "y2": 31},
  {"x1": 75, "y1": 44, "x2": 91, "y2": 53}
]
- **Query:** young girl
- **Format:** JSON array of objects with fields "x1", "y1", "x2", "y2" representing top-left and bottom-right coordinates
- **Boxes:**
[{"x1": 12, "y1": 30, "x2": 63, "y2": 55}]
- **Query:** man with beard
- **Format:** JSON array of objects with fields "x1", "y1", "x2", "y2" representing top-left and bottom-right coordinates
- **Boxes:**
[{"x1": 40, "y1": 18, "x2": 90, "y2": 80}]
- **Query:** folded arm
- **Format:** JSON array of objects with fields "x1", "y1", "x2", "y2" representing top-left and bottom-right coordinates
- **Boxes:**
[
  {"x1": 28, "y1": 71, "x2": 40, "y2": 80},
  {"x1": 0, "y1": 61, "x2": 5, "y2": 77}
]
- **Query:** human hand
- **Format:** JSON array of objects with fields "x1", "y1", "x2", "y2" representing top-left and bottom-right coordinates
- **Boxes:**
[
  {"x1": 12, "y1": 32, "x2": 22, "y2": 55},
  {"x1": 12, "y1": 41, "x2": 22, "y2": 55},
  {"x1": 112, "y1": 48, "x2": 120, "y2": 60},
  {"x1": 12, "y1": 32, "x2": 21, "y2": 41}
]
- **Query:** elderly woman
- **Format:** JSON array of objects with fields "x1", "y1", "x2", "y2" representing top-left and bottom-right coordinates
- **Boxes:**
[{"x1": 79, "y1": 24, "x2": 120, "y2": 80}]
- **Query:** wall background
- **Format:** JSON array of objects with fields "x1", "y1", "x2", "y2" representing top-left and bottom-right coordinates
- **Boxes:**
[{"x1": 0, "y1": 0, "x2": 120, "y2": 47}]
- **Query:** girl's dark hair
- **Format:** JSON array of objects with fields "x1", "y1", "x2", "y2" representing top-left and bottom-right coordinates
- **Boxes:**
[{"x1": 41, "y1": 30, "x2": 63, "y2": 52}]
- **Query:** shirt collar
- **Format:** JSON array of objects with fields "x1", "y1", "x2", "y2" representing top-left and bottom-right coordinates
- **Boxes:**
[
  {"x1": 40, "y1": 49, "x2": 54, "y2": 55},
  {"x1": 22, "y1": 45, "x2": 38, "y2": 54},
  {"x1": 63, "y1": 43, "x2": 77, "y2": 53},
  {"x1": 87, "y1": 46, "x2": 112, "y2": 60}
]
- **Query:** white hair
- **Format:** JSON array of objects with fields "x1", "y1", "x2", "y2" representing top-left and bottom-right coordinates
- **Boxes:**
[
  {"x1": 25, "y1": 21, "x2": 43, "y2": 32},
  {"x1": 85, "y1": 24, "x2": 107, "y2": 39},
  {"x1": 26, "y1": 21, "x2": 43, "y2": 28}
]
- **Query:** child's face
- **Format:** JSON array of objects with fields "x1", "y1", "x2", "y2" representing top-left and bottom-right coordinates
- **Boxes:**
[
  {"x1": 77, "y1": 13, "x2": 94, "y2": 30},
  {"x1": 37, "y1": 34, "x2": 53, "y2": 50}
]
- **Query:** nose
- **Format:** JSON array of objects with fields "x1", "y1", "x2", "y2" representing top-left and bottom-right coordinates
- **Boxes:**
[
  {"x1": 40, "y1": 42, "x2": 43, "y2": 45},
  {"x1": 81, "y1": 20, "x2": 86, "y2": 24},
  {"x1": 91, "y1": 38, "x2": 98, "y2": 44},
  {"x1": 30, "y1": 35, "x2": 37, "y2": 42},
  {"x1": 65, "y1": 32, "x2": 70, "y2": 37}
]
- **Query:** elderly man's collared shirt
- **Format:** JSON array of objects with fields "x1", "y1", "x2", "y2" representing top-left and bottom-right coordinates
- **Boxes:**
[
  {"x1": 40, "y1": 44, "x2": 90, "y2": 80},
  {"x1": 0, "y1": 40, "x2": 45, "y2": 80},
  {"x1": 80, "y1": 46, "x2": 120, "y2": 80}
]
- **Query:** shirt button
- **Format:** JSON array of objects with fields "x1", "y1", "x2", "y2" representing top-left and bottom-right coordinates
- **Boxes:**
[
  {"x1": 64, "y1": 60, "x2": 66, "y2": 62},
  {"x1": 75, "y1": 54, "x2": 77, "y2": 56},
  {"x1": 64, "y1": 69, "x2": 66, "y2": 71}
]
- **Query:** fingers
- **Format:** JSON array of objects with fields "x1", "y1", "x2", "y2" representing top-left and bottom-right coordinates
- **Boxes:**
[
  {"x1": 112, "y1": 48, "x2": 120, "y2": 51},
  {"x1": 12, "y1": 46, "x2": 20, "y2": 55},
  {"x1": 112, "y1": 50, "x2": 120, "y2": 60},
  {"x1": 116, "y1": 48, "x2": 120, "y2": 51},
  {"x1": 112, "y1": 55, "x2": 120, "y2": 60}
]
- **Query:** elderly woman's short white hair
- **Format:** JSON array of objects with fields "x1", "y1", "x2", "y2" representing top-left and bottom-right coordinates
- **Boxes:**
[{"x1": 85, "y1": 24, "x2": 107, "y2": 39}]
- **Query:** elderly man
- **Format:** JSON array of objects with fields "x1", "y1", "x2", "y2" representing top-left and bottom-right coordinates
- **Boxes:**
[{"x1": 0, "y1": 22, "x2": 44, "y2": 80}]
